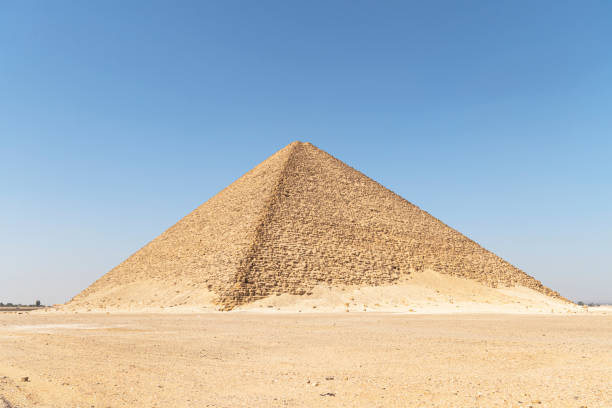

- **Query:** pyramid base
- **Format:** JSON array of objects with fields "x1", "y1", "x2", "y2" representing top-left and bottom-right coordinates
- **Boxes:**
[
  {"x1": 61, "y1": 270, "x2": 576, "y2": 314},
  {"x1": 237, "y1": 271, "x2": 577, "y2": 314}
]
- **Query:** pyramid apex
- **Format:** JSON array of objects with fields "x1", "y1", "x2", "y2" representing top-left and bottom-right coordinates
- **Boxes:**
[{"x1": 286, "y1": 141, "x2": 316, "y2": 149}]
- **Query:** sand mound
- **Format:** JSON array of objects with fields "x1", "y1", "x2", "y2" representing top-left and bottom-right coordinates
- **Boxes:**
[
  {"x1": 61, "y1": 270, "x2": 575, "y2": 314},
  {"x1": 239, "y1": 270, "x2": 576, "y2": 314},
  {"x1": 67, "y1": 141, "x2": 566, "y2": 312}
]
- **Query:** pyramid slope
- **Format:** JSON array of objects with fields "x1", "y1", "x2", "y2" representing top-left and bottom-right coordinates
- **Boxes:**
[
  {"x1": 70, "y1": 142, "x2": 297, "y2": 307},
  {"x1": 70, "y1": 141, "x2": 563, "y2": 311}
]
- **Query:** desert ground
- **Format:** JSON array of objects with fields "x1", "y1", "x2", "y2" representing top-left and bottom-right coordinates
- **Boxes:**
[{"x1": 1, "y1": 310, "x2": 611, "y2": 408}]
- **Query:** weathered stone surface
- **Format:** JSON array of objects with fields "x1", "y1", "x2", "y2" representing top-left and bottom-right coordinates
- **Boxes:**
[{"x1": 70, "y1": 141, "x2": 563, "y2": 310}]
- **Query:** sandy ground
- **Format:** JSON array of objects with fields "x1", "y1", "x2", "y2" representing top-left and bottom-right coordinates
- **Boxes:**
[{"x1": 1, "y1": 311, "x2": 611, "y2": 407}]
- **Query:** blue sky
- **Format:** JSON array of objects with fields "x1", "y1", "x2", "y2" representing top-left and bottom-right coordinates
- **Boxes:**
[{"x1": 1, "y1": 1, "x2": 610, "y2": 305}]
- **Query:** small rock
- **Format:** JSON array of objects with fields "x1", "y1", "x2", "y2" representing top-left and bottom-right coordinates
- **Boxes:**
[
  {"x1": 325, "y1": 376, "x2": 334, "y2": 381},
  {"x1": 21, "y1": 376, "x2": 29, "y2": 382},
  {"x1": 320, "y1": 392, "x2": 335, "y2": 397}
]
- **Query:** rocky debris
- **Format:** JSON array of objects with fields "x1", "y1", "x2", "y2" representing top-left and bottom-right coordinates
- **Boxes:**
[
  {"x1": 0, "y1": 397, "x2": 16, "y2": 408},
  {"x1": 20, "y1": 377, "x2": 28, "y2": 382},
  {"x1": 320, "y1": 392, "x2": 336, "y2": 397},
  {"x1": 68, "y1": 141, "x2": 565, "y2": 311}
]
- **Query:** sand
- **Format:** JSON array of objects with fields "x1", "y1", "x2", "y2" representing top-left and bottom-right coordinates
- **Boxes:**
[
  {"x1": 1, "y1": 311, "x2": 611, "y2": 407},
  {"x1": 60, "y1": 270, "x2": 577, "y2": 314}
]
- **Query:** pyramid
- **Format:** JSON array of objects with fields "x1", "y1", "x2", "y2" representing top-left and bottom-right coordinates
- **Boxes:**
[{"x1": 70, "y1": 141, "x2": 563, "y2": 310}]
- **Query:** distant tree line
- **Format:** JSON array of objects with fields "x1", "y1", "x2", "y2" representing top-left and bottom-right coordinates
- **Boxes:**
[
  {"x1": 0, "y1": 300, "x2": 43, "y2": 307},
  {"x1": 576, "y1": 301, "x2": 601, "y2": 307}
]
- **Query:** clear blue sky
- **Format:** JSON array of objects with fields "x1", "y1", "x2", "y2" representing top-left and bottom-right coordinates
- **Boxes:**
[{"x1": 1, "y1": 1, "x2": 610, "y2": 305}]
